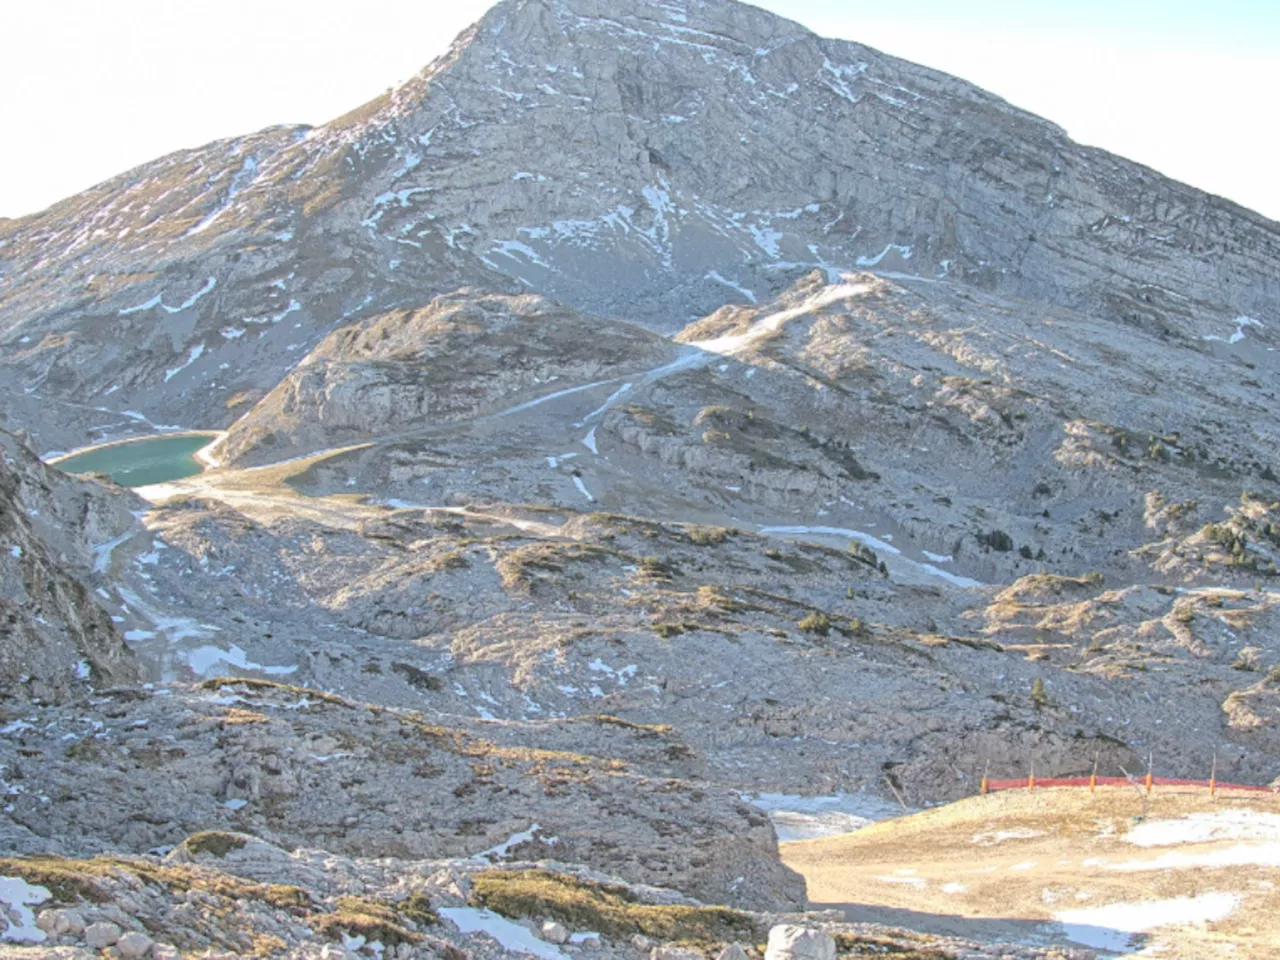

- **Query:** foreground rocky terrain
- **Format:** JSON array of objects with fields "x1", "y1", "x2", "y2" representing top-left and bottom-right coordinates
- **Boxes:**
[{"x1": 2, "y1": 0, "x2": 1279, "y2": 956}]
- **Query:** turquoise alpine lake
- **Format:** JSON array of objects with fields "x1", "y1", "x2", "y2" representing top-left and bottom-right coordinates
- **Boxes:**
[{"x1": 50, "y1": 434, "x2": 215, "y2": 488}]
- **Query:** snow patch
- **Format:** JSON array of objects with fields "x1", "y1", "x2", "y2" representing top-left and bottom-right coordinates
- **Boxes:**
[
  {"x1": 1125, "y1": 810, "x2": 1280, "y2": 847},
  {"x1": 706, "y1": 270, "x2": 757, "y2": 303},
  {"x1": 92, "y1": 532, "x2": 133, "y2": 573},
  {"x1": 581, "y1": 383, "x2": 633, "y2": 422},
  {"x1": 1055, "y1": 892, "x2": 1239, "y2": 952},
  {"x1": 1204, "y1": 315, "x2": 1264, "y2": 344},
  {"x1": 164, "y1": 343, "x2": 205, "y2": 382},
  {"x1": 496, "y1": 380, "x2": 613, "y2": 419},
  {"x1": 0, "y1": 876, "x2": 50, "y2": 943},
  {"x1": 572, "y1": 476, "x2": 595, "y2": 502},
  {"x1": 120, "y1": 278, "x2": 217, "y2": 315},
  {"x1": 857, "y1": 244, "x2": 913, "y2": 267},
  {"x1": 183, "y1": 644, "x2": 298, "y2": 679},
  {"x1": 474, "y1": 823, "x2": 541, "y2": 861},
  {"x1": 746, "y1": 792, "x2": 903, "y2": 842},
  {"x1": 440, "y1": 908, "x2": 569, "y2": 960},
  {"x1": 1105, "y1": 842, "x2": 1280, "y2": 872}
]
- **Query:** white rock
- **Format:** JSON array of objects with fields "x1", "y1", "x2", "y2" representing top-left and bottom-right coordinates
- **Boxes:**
[
  {"x1": 717, "y1": 944, "x2": 749, "y2": 960},
  {"x1": 652, "y1": 946, "x2": 705, "y2": 960},
  {"x1": 542, "y1": 920, "x2": 570, "y2": 944},
  {"x1": 85, "y1": 921, "x2": 123, "y2": 948},
  {"x1": 151, "y1": 946, "x2": 180, "y2": 960},
  {"x1": 36, "y1": 910, "x2": 62, "y2": 935},
  {"x1": 117, "y1": 930, "x2": 155, "y2": 958},
  {"x1": 764, "y1": 925, "x2": 835, "y2": 960}
]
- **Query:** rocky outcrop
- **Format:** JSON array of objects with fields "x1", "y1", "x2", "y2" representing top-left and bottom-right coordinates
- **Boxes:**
[
  {"x1": 218, "y1": 290, "x2": 676, "y2": 466},
  {"x1": 0, "y1": 430, "x2": 140, "y2": 700},
  {"x1": 0, "y1": 678, "x2": 805, "y2": 913}
]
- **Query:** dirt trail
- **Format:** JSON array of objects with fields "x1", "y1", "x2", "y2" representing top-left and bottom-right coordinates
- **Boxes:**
[{"x1": 783, "y1": 787, "x2": 1280, "y2": 958}]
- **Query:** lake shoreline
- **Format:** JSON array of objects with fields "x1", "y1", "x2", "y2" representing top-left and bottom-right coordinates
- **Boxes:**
[{"x1": 46, "y1": 431, "x2": 226, "y2": 488}]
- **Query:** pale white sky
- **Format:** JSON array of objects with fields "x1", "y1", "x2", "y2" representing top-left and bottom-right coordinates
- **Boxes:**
[{"x1": 2, "y1": 1, "x2": 1277, "y2": 221}]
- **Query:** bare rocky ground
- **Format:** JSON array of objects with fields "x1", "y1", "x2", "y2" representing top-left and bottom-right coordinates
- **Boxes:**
[{"x1": 2, "y1": 0, "x2": 1280, "y2": 956}]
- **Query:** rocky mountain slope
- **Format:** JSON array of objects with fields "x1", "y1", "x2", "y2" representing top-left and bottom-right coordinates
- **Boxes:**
[
  {"x1": 0, "y1": 430, "x2": 140, "y2": 700},
  {"x1": 2, "y1": 0, "x2": 1277, "y2": 455},
  {"x1": 218, "y1": 291, "x2": 677, "y2": 467},
  {"x1": 2, "y1": 0, "x2": 1279, "y2": 956}
]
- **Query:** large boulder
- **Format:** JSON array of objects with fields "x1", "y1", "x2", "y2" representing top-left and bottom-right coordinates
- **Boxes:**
[{"x1": 765, "y1": 925, "x2": 836, "y2": 960}]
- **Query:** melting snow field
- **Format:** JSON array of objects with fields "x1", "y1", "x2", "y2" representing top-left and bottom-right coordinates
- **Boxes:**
[
  {"x1": 472, "y1": 823, "x2": 552, "y2": 861},
  {"x1": 439, "y1": 908, "x2": 568, "y2": 960},
  {"x1": 1055, "y1": 892, "x2": 1240, "y2": 953},
  {"x1": 1124, "y1": 810, "x2": 1280, "y2": 847},
  {"x1": 1104, "y1": 843, "x2": 1280, "y2": 872},
  {"x1": 746, "y1": 792, "x2": 903, "y2": 842},
  {"x1": 758, "y1": 525, "x2": 983, "y2": 589},
  {"x1": 183, "y1": 644, "x2": 297, "y2": 679}
]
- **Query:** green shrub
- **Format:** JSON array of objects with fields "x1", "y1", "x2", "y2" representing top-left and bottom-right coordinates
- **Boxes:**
[
  {"x1": 1030, "y1": 677, "x2": 1050, "y2": 708},
  {"x1": 184, "y1": 832, "x2": 248, "y2": 858},
  {"x1": 977, "y1": 529, "x2": 1014, "y2": 552},
  {"x1": 687, "y1": 526, "x2": 731, "y2": 546},
  {"x1": 848, "y1": 541, "x2": 879, "y2": 568},
  {"x1": 797, "y1": 613, "x2": 831, "y2": 636}
]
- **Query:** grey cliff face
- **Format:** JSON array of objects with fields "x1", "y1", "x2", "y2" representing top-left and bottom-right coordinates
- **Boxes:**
[{"x1": 0, "y1": 430, "x2": 140, "y2": 699}]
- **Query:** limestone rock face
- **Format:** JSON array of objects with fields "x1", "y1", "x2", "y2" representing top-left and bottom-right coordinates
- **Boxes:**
[
  {"x1": 2, "y1": 0, "x2": 1277, "y2": 452},
  {"x1": 218, "y1": 290, "x2": 676, "y2": 466},
  {"x1": 765, "y1": 925, "x2": 836, "y2": 960},
  {"x1": 0, "y1": 430, "x2": 140, "y2": 700}
]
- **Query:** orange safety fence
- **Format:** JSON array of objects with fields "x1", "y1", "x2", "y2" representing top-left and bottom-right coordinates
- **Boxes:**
[{"x1": 982, "y1": 775, "x2": 1279, "y2": 794}]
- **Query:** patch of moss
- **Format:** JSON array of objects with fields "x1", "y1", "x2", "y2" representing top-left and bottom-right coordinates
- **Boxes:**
[
  {"x1": 686, "y1": 525, "x2": 733, "y2": 546},
  {"x1": 184, "y1": 832, "x2": 249, "y2": 858},
  {"x1": 472, "y1": 869, "x2": 757, "y2": 945},
  {"x1": 0, "y1": 855, "x2": 311, "y2": 912},
  {"x1": 834, "y1": 932, "x2": 951, "y2": 958},
  {"x1": 797, "y1": 613, "x2": 831, "y2": 636},
  {"x1": 311, "y1": 896, "x2": 428, "y2": 947}
]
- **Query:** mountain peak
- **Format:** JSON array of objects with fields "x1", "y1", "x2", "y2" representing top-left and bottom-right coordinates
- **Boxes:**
[{"x1": 1, "y1": 0, "x2": 1276, "y2": 454}]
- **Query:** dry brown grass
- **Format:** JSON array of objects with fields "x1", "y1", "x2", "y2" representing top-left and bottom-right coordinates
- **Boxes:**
[
  {"x1": 0, "y1": 854, "x2": 311, "y2": 911},
  {"x1": 472, "y1": 870, "x2": 757, "y2": 945}
]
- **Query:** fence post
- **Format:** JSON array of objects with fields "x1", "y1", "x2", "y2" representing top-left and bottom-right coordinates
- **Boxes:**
[
  {"x1": 981, "y1": 759, "x2": 990, "y2": 796},
  {"x1": 1146, "y1": 751, "x2": 1154, "y2": 795},
  {"x1": 1028, "y1": 758, "x2": 1036, "y2": 792},
  {"x1": 1210, "y1": 753, "x2": 1217, "y2": 799},
  {"x1": 1090, "y1": 751, "x2": 1099, "y2": 794}
]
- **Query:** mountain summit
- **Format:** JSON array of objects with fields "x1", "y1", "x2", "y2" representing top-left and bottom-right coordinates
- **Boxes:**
[{"x1": 1, "y1": 0, "x2": 1276, "y2": 452}]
